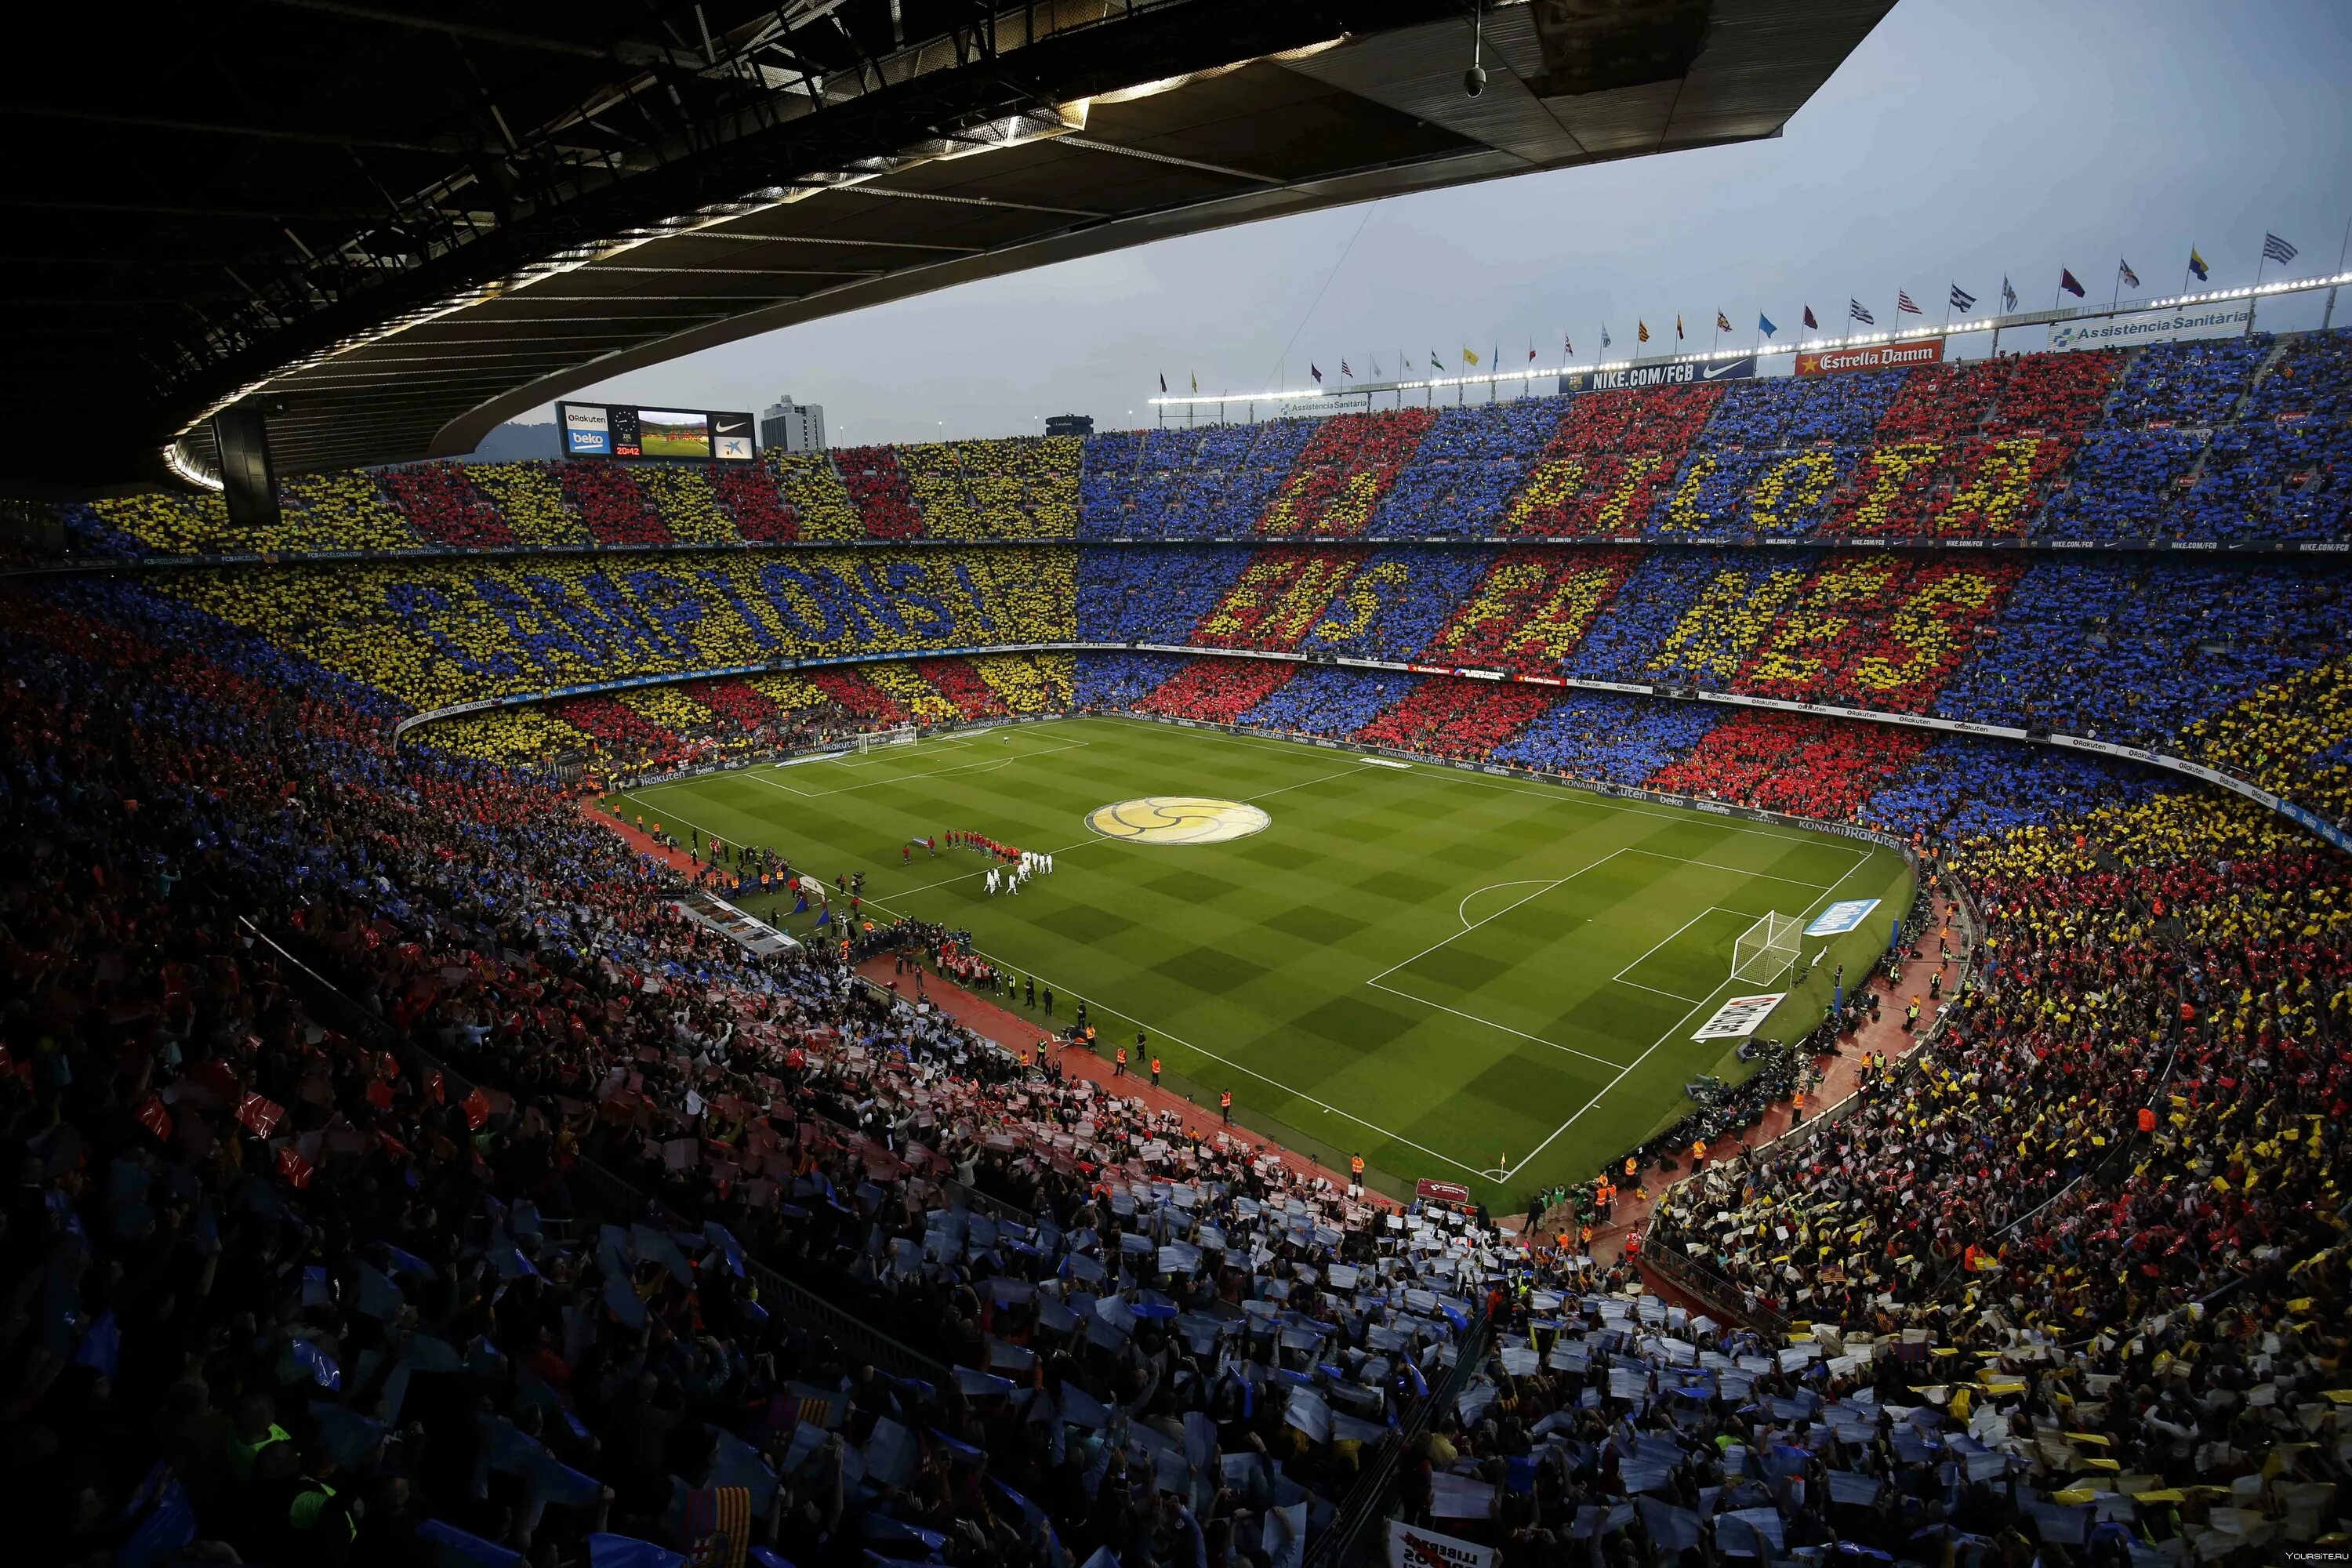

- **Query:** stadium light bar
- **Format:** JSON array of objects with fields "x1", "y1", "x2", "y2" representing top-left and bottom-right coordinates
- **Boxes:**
[{"x1": 164, "y1": 443, "x2": 225, "y2": 492}]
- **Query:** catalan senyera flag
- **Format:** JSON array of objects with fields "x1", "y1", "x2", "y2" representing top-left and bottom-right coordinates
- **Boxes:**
[{"x1": 1637, "y1": 321, "x2": 1650, "y2": 343}]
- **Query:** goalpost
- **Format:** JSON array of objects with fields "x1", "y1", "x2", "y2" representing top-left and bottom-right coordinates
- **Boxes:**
[
  {"x1": 1732, "y1": 911, "x2": 1802, "y2": 986},
  {"x1": 855, "y1": 724, "x2": 919, "y2": 755}
]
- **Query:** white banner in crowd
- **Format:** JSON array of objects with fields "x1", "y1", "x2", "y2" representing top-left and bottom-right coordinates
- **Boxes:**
[
  {"x1": 1388, "y1": 1519, "x2": 1497, "y2": 1568},
  {"x1": 1805, "y1": 898, "x2": 1881, "y2": 937},
  {"x1": 2048, "y1": 302, "x2": 2253, "y2": 350},
  {"x1": 1693, "y1": 993, "x2": 1788, "y2": 1041}
]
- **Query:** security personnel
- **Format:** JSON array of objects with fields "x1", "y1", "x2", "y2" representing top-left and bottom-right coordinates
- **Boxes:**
[
  {"x1": 1219, "y1": 1088, "x2": 1232, "y2": 1123},
  {"x1": 1348, "y1": 1152, "x2": 1366, "y2": 1199},
  {"x1": 1114, "y1": 1044, "x2": 1127, "y2": 1077},
  {"x1": 1150, "y1": 1055, "x2": 1163, "y2": 1088}
]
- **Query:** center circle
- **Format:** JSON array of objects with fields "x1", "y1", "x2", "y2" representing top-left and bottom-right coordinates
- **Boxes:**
[{"x1": 1085, "y1": 797, "x2": 1270, "y2": 846}]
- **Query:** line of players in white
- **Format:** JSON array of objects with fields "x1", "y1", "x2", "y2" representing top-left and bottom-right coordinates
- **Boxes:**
[{"x1": 983, "y1": 851, "x2": 1055, "y2": 895}]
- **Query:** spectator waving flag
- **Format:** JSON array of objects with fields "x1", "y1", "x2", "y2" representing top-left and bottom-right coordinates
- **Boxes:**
[
  {"x1": 2001, "y1": 274, "x2": 2018, "y2": 311},
  {"x1": 1848, "y1": 298, "x2": 1874, "y2": 325},
  {"x1": 1802, "y1": 303, "x2": 1818, "y2": 329},
  {"x1": 1757, "y1": 313, "x2": 1777, "y2": 338},
  {"x1": 2118, "y1": 258, "x2": 2140, "y2": 289},
  {"x1": 2263, "y1": 231, "x2": 2299, "y2": 264},
  {"x1": 2059, "y1": 268, "x2": 2086, "y2": 298},
  {"x1": 1896, "y1": 289, "x2": 1922, "y2": 315},
  {"x1": 2187, "y1": 246, "x2": 2209, "y2": 281},
  {"x1": 1949, "y1": 283, "x2": 1976, "y2": 312}
]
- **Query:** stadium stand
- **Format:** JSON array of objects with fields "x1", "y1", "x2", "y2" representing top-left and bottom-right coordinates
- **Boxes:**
[{"x1": 8, "y1": 328, "x2": 2352, "y2": 1566}]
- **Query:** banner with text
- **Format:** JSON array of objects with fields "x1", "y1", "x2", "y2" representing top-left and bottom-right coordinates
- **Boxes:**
[
  {"x1": 1795, "y1": 338, "x2": 1945, "y2": 376},
  {"x1": 2048, "y1": 303, "x2": 2254, "y2": 351},
  {"x1": 1390, "y1": 1520, "x2": 1497, "y2": 1568},
  {"x1": 1561, "y1": 355, "x2": 1754, "y2": 394},
  {"x1": 1693, "y1": 993, "x2": 1788, "y2": 1041},
  {"x1": 1804, "y1": 898, "x2": 1882, "y2": 937}
]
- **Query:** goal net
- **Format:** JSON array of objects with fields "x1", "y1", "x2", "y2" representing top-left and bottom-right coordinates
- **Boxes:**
[
  {"x1": 855, "y1": 724, "x2": 918, "y2": 754},
  {"x1": 1732, "y1": 911, "x2": 1802, "y2": 985}
]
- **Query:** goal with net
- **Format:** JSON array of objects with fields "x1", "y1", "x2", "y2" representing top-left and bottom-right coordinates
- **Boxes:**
[
  {"x1": 1732, "y1": 911, "x2": 1802, "y2": 985},
  {"x1": 855, "y1": 724, "x2": 918, "y2": 754}
]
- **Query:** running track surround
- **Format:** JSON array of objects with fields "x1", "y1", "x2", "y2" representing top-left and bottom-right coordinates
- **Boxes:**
[{"x1": 1084, "y1": 797, "x2": 1271, "y2": 846}]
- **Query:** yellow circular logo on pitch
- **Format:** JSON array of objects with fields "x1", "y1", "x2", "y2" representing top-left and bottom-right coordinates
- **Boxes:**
[{"x1": 1086, "y1": 797, "x2": 1270, "y2": 846}]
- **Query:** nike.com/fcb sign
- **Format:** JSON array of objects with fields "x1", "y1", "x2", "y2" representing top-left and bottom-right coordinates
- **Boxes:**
[
  {"x1": 1560, "y1": 355, "x2": 1754, "y2": 394},
  {"x1": 1795, "y1": 338, "x2": 1946, "y2": 376}
]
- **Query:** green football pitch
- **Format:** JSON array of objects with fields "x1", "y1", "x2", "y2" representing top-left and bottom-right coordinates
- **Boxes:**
[{"x1": 605, "y1": 717, "x2": 1912, "y2": 1207}]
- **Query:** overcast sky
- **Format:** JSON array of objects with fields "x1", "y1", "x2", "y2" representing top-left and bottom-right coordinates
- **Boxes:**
[{"x1": 546, "y1": 0, "x2": 2352, "y2": 446}]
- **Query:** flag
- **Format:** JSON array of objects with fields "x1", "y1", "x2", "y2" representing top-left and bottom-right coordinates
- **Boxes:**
[
  {"x1": 1527, "y1": 343, "x2": 1537, "y2": 361},
  {"x1": 1308, "y1": 363, "x2": 1322, "y2": 384},
  {"x1": 2001, "y1": 274, "x2": 2018, "y2": 311},
  {"x1": 1758, "y1": 313, "x2": 1777, "y2": 338},
  {"x1": 1428, "y1": 349, "x2": 1443, "y2": 372},
  {"x1": 1189, "y1": 372, "x2": 1197, "y2": 393},
  {"x1": 1949, "y1": 283, "x2": 1976, "y2": 312},
  {"x1": 1158, "y1": 372, "x2": 1167, "y2": 393},
  {"x1": 1601, "y1": 325, "x2": 1611, "y2": 348},
  {"x1": 1896, "y1": 289, "x2": 1922, "y2": 315},
  {"x1": 2118, "y1": 258, "x2": 2140, "y2": 289},
  {"x1": 1675, "y1": 314, "x2": 1685, "y2": 340},
  {"x1": 1848, "y1": 299, "x2": 1875, "y2": 325},
  {"x1": 2263, "y1": 232, "x2": 2298, "y2": 264},
  {"x1": 1461, "y1": 346, "x2": 1479, "y2": 365},
  {"x1": 1371, "y1": 355, "x2": 1383, "y2": 376},
  {"x1": 1637, "y1": 321, "x2": 1650, "y2": 343},
  {"x1": 1563, "y1": 333, "x2": 1573, "y2": 355},
  {"x1": 2059, "y1": 268, "x2": 2085, "y2": 297},
  {"x1": 1715, "y1": 310, "x2": 1732, "y2": 334},
  {"x1": 1802, "y1": 304, "x2": 1817, "y2": 329},
  {"x1": 1341, "y1": 360, "x2": 1353, "y2": 378},
  {"x1": 2188, "y1": 246, "x2": 2209, "y2": 281}
]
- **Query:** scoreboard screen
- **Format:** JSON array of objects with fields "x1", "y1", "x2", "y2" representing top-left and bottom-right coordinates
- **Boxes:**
[{"x1": 557, "y1": 401, "x2": 755, "y2": 461}]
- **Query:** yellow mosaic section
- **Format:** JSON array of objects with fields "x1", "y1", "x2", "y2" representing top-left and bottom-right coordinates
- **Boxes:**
[
  {"x1": 770, "y1": 453, "x2": 865, "y2": 540},
  {"x1": 633, "y1": 466, "x2": 738, "y2": 544},
  {"x1": 408, "y1": 706, "x2": 593, "y2": 762},
  {"x1": 95, "y1": 472, "x2": 418, "y2": 556},
  {"x1": 149, "y1": 547, "x2": 1076, "y2": 715},
  {"x1": 469, "y1": 465, "x2": 592, "y2": 545},
  {"x1": 1648, "y1": 566, "x2": 1807, "y2": 683},
  {"x1": 972, "y1": 652, "x2": 1075, "y2": 712},
  {"x1": 2180, "y1": 656, "x2": 2352, "y2": 828},
  {"x1": 615, "y1": 683, "x2": 720, "y2": 732},
  {"x1": 862, "y1": 662, "x2": 964, "y2": 724},
  {"x1": 1742, "y1": 555, "x2": 1902, "y2": 691},
  {"x1": 746, "y1": 672, "x2": 838, "y2": 710}
]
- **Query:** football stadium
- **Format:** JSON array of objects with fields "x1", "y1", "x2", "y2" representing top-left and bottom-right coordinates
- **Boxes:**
[{"x1": 4, "y1": 2, "x2": 2350, "y2": 1565}]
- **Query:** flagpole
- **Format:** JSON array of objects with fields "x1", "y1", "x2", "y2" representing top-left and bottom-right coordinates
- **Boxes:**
[
  {"x1": 2326, "y1": 215, "x2": 2350, "y2": 330},
  {"x1": 2110, "y1": 260, "x2": 2121, "y2": 313}
]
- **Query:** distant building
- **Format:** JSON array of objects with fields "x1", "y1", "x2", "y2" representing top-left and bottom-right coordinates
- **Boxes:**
[
  {"x1": 1044, "y1": 413, "x2": 1094, "y2": 437},
  {"x1": 760, "y1": 396, "x2": 826, "y2": 452}
]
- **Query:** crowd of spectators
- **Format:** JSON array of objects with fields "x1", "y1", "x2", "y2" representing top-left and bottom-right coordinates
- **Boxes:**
[
  {"x1": 132, "y1": 546, "x2": 1077, "y2": 718},
  {"x1": 7, "y1": 557, "x2": 2346, "y2": 1566},
  {"x1": 35, "y1": 328, "x2": 2352, "y2": 564},
  {"x1": 1257, "y1": 412, "x2": 1439, "y2": 539}
]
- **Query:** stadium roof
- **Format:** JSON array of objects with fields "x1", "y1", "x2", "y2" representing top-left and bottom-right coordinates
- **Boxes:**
[{"x1": 3, "y1": 0, "x2": 1893, "y2": 490}]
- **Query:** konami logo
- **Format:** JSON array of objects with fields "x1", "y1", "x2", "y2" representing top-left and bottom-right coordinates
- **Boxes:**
[{"x1": 1795, "y1": 336, "x2": 1947, "y2": 376}]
